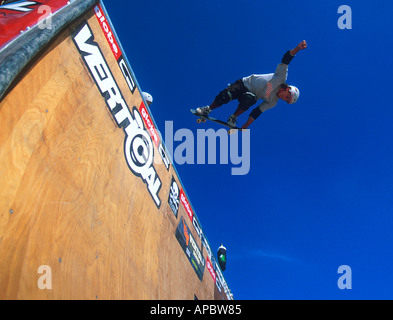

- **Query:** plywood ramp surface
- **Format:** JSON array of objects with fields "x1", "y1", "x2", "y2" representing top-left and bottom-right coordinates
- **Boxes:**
[{"x1": 0, "y1": 5, "x2": 230, "y2": 300}]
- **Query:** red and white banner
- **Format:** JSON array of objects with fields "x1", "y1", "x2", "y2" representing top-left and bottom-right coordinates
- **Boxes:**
[
  {"x1": 180, "y1": 188, "x2": 194, "y2": 222},
  {"x1": 139, "y1": 102, "x2": 160, "y2": 148},
  {"x1": 93, "y1": 3, "x2": 122, "y2": 61},
  {"x1": 206, "y1": 256, "x2": 216, "y2": 283}
]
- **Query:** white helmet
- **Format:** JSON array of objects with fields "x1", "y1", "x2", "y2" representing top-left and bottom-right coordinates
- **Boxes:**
[
  {"x1": 142, "y1": 92, "x2": 153, "y2": 105},
  {"x1": 288, "y1": 85, "x2": 300, "y2": 104}
]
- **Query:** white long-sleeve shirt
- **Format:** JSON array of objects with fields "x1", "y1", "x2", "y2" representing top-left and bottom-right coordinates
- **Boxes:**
[{"x1": 242, "y1": 63, "x2": 288, "y2": 112}]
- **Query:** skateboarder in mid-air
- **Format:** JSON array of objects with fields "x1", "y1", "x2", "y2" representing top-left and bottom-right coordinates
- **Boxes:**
[{"x1": 196, "y1": 40, "x2": 307, "y2": 129}]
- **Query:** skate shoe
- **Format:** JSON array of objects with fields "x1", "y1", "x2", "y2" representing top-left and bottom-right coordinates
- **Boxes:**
[
  {"x1": 227, "y1": 114, "x2": 237, "y2": 127},
  {"x1": 196, "y1": 106, "x2": 212, "y2": 116}
]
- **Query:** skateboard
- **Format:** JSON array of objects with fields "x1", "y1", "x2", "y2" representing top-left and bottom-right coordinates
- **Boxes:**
[{"x1": 190, "y1": 109, "x2": 241, "y2": 134}]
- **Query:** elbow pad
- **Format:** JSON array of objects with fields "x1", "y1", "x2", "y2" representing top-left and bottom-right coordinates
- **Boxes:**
[
  {"x1": 250, "y1": 107, "x2": 262, "y2": 120},
  {"x1": 281, "y1": 50, "x2": 294, "y2": 65}
]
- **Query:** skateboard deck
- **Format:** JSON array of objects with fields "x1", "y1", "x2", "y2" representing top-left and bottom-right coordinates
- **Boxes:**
[{"x1": 190, "y1": 109, "x2": 241, "y2": 134}]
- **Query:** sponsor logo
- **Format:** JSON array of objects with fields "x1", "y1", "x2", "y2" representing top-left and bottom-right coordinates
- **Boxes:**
[
  {"x1": 175, "y1": 217, "x2": 205, "y2": 281},
  {"x1": 178, "y1": 184, "x2": 228, "y2": 291},
  {"x1": 189, "y1": 229, "x2": 204, "y2": 268},
  {"x1": 94, "y1": 4, "x2": 171, "y2": 174},
  {"x1": 94, "y1": 4, "x2": 136, "y2": 94},
  {"x1": 215, "y1": 274, "x2": 223, "y2": 293},
  {"x1": 117, "y1": 58, "x2": 136, "y2": 94},
  {"x1": 202, "y1": 237, "x2": 212, "y2": 259},
  {"x1": 158, "y1": 142, "x2": 170, "y2": 171},
  {"x1": 192, "y1": 215, "x2": 203, "y2": 240},
  {"x1": 139, "y1": 102, "x2": 159, "y2": 148},
  {"x1": 168, "y1": 177, "x2": 180, "y2": 218},
  {"x1": 139, "y1": 102, "x2": 170, "y2": 171},
  {"x1": 138, "y1": 102, "x2": 170, "y2": 171},
  {"x1": 206, "y1": 256, "x2": 216, "y2": 283},
  {"x1": 94, "y1": 4, "x2": 121, "y2": 60},
  {"x1": 179, "y1": 187, "x2": 204, "y2": 240},
  {"x1": 72, "y1": 22, "x2": 161, "y2": 208},
  {"x1": 214, "y1": 263, "x2": 231, "y2": 299},
  {"x1": 180, "y1": 188, "x2": 193, "y2": 221},
  {"x1": 182, "y1": 217, "x2": 190, "y2": 246}
]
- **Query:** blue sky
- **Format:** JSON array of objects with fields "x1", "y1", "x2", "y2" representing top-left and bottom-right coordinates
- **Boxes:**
[{"x1": 103, "y1": 0, "x2": 393, "y2": 299}]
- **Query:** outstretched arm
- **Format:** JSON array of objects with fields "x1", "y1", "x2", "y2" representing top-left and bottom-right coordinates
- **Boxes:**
[
  {"x1": 242, "y1": 41, "x2": 307, "y2": 130},
  {"x1": 290, "y1": 40, "x2": 307, "y2": 56},
  {"x1": 282, "y1": 40, "x2": 308, "y2": 65}
]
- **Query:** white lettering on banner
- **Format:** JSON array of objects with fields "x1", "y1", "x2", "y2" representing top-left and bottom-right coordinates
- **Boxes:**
[
  {"x1": 94, "y1": 4, "x2": 136, "y2": 95},
  {"x1": 94, "y1": 5, "x2": 121, "y2": 59},
  {"x1": 206, "y1": 257, "x2": 216, "y2": 282},
  {"x1": 94, "y1": 5, "x2": 168, "y2": 170},
  {"x1": 189, "y1": 232, "x2": 205, "y2": 267},
  {"x1": 180, "y1": 189, "x2": 193, "y2": 221},
  {"x1": 72, "y1": 23, "x2": 161, "y2": 207},
  {"x1": 215, "y1": 262, "x2": 225, "y2": 284},
  {"x1": 192, "y1": 217, "x2": 203, "y2": 240},
  {"x1": 202, "y1": 237, "x2": 212, "y2": 260},
  {"x1": 140, "y1": 103, "x2": 159, "y2": 147}
]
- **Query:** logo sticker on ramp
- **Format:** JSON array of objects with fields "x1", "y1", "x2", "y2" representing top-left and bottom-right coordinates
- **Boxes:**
[
  {"x1": 168, "y1": 177, "x2": 180, "y2": 218},
  {"x1": 175, "y1": 216, "x2": 205, "y2": 281},
  {"x1": 72, "y1": 21, "x2": 162, "y2": 208}
]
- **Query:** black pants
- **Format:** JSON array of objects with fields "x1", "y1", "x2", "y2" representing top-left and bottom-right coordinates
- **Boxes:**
[
  {"x1": 211, "y1": 79, "x2": 248, "y2": 109},
  {"x1": 212, "y1": 79, "x2": 258, "y2": 112}
]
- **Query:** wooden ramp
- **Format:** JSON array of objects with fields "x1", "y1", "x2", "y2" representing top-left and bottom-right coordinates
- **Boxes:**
[{"x1": 0, "y1": 0, "x2": 231, "y2": 300}]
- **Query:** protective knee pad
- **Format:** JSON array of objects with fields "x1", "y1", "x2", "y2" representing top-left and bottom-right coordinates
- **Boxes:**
[
  {"x1": 214, "y1": 89, "x2": 232, "y2": 106},
  {"x1": 238, "y1": 92, "x2": 257, "y2": 110}
]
